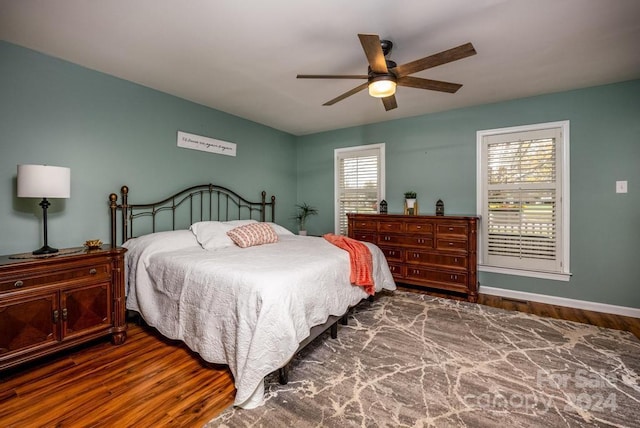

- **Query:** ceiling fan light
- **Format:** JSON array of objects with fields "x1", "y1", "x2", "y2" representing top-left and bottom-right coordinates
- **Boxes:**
[{"x1": 368, "y1": 77, "x2": 396, "y2": 98}]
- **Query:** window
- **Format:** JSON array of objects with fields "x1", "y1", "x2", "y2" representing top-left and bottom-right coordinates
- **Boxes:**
[
  {"x1": 335, "y1": 143, "x2": 385, "y2": 235},
  {"x1": 477, "y1": 121, "x2": 570, "y2": 280}
]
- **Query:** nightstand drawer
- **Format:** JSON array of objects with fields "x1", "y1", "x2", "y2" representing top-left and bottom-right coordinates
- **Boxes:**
[{"x1": 0, "y1": 262, "x2": 111, "y2": 293}]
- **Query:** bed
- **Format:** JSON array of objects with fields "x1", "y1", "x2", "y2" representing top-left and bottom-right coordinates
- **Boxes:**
[{"x1": 108, "y1": 184, "x2": 396, "y2": 409}]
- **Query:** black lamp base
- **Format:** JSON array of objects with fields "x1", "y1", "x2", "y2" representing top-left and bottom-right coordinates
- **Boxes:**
[{"x1": 33, "y1": 245, "x2": 59, "y2": 255}]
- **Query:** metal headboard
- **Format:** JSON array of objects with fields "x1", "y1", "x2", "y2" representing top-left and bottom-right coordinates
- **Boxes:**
[{"x1": 109, "y1": 184, "x2": 276, "y2": 247}]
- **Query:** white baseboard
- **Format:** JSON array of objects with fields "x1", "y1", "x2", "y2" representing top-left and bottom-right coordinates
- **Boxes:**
[{"x1": 479, "y1": 285, "x2": 640, "y2": 319}]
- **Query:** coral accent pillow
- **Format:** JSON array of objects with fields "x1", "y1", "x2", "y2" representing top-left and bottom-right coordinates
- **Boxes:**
[{"x1": 227, "y1": 222, "x2": 279, "y2": 248}]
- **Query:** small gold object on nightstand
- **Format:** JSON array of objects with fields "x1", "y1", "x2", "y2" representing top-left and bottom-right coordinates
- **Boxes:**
[{"x1": 84, "y1": 239, "x2": 103, "y2": 250}]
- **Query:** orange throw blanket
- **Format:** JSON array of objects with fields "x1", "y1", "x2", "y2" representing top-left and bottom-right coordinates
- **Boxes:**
[{"x1": 323, "y1": 233, "x2": 375, "y2": 295}]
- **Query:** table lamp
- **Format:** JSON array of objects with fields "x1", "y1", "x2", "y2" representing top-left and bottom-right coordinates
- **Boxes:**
[{"x1": 17, "y1": 164, "x2": 71, "y2": 255}]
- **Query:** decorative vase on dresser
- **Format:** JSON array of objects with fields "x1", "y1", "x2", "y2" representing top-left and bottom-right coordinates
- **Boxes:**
[
  {"x1": 348, "y1": 213, "x2": 479, "y2": 302},
  {"x1": 0, "y1": 246, "x2": 127, "y2": 370}
]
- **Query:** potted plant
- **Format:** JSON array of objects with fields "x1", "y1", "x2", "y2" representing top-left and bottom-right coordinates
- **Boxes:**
[
  {"x1": 404, "y1": 191, "x2": 417, "y2": 208},
  {"x1": 294, "y1": 202, "x2": 318, "y2": 235}
]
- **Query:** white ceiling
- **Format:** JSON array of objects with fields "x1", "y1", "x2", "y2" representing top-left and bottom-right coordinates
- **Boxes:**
[{"x1": 1, "y1": 0, "x2": 639, "y2": 136}]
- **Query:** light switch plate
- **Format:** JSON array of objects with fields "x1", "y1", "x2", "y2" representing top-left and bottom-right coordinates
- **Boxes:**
[{"x1": 616, "y1": 180, "x2": 628, "y2": 193}]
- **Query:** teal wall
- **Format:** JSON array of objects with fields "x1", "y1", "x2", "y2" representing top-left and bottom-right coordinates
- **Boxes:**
[
  {"x1": 0, "y1": 42, "x2": 297, "y2": 255},
  {"x1": 296, "y1": 80, "x2": 640, "y2": 308},
  {"x1": 2, "y1": 41, "x2": 638, "y2": 309}
]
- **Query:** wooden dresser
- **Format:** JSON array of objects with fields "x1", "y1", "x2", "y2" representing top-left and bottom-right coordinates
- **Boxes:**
[
  {"x1": 348, "y1": 213, "x2": 479, "y2": 302},
  {"x1": 0, "y1": 246, "x2": 127, "y2": 370}
]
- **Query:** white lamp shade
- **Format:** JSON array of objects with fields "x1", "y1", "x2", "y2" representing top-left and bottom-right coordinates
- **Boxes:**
[{"x1": 17, "y1": 164, "x2": 71, "y2": 198}]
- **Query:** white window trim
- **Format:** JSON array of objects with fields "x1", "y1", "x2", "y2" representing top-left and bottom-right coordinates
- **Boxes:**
[
  {"x1": 476, "y1": 121, "x2": 571, "y2": 281},
  {"x1": 334, "y1": 143, "x2": 386, "y2": 235}
]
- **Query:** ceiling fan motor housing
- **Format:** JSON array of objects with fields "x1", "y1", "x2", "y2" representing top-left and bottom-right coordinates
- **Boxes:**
[
  {"x1": 368, "y1": 59, "x2": 398, "y2": 86},
  {"x1": 380, "y1": 39, "x2": 393, "y2": 56}
]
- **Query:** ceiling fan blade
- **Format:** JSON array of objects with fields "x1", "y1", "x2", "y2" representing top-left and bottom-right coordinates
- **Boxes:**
[
  {"x1": 397, "y1": 76, "x2": 463, "y2": 93},
  {"x1": 382, "y1": 95, "x2": 398, "y2": 111},
  {"x1": 323, "y1": 82, "x2": 369, "y2": 106},
  {"x1": 297, "y1": 74, "x2": 368, "y2": 79},
  {"x1": 358, "y1": 34, "x2": 388, "y2": 74},
  {"x1": 394, "y1": 42, "x2": 476, "y2": 77}
]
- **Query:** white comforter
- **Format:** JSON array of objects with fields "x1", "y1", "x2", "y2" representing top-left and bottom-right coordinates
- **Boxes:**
[{"x1": 123, "y1": 229, "x2": 396, "y2": 408}]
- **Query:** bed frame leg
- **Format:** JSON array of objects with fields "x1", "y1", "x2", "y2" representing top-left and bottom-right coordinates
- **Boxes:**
[
  {"x1": 278, "y1": 365, "x2": 289, "y2": 385},
  {"x1": 330, "y1": 322, "x2": 338, "y2": 339},
  {"x1": 340, "y1": 314, "x2": 348, "y2": 325}
]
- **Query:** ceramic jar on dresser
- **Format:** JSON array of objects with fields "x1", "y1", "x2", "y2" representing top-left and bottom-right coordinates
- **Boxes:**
[{"x1": 348, "y1": 213, "x2": 479, "y2": 302}]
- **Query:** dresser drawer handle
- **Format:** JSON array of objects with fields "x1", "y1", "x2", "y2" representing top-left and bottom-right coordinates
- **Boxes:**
[
  {"x1": 89, "y1": 268, "x2": 97, "y2": 275},
  {"x1": 448, "y1": 242, "x2": 454, "y2": 246},
  {"x1": 14, "y1": 280, "x2": 24, "y2": 288},
  {"x1": 448, "y1": 227, "x2": 454, "y2": 231}
]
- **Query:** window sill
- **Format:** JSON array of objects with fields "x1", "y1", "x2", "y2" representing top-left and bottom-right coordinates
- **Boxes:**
[{"x1": 479, "y1": 265, "x2": 572, "y2": 282}]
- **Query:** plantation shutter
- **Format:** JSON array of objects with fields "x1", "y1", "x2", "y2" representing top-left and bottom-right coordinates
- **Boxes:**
[
  {"x1": 336, "y1": 146, "x2": 383, "y2": 235},
  {"x1": 482, "y1": 128, "x2": 563, "y2": 272}
]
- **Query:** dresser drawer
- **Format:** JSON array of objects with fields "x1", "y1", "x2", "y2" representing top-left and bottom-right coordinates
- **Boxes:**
[
  {"x1": 378, "y1": 221, "x2": 404, "y2": 233},
  {"x1": 405, "y1": 267, "x2": 468, "y2": 288},
  {"x1": 351, "y1": 232, "x2": 377, "y2": 244},
  {"x1": 378, "y1": 246, "x2": 403, "y2": 262},
  {"x1": 351, "y1": 219, "x2": 377, "y2": 231},
  {"x1": 436, "y1": 223, "x2": 468, "y2": 237},
  {"x1": 379, "y1": 235, "x2": 433, "y2": 247},
  {"x1": 436, "y1": 239, "x2": 467, "y2": 252},
  {"x1": 386, "y1": 263, "x2": 404, "y2": 278},
  {"x1": 405, "y1": 251, "x2": 468, "y2": 270},
  {"x1": 0, "y1": 262, "x2": 111, "y2": 293},
  {"x1": 406, "y1": 222, "x2": 433, "y2": 234}
]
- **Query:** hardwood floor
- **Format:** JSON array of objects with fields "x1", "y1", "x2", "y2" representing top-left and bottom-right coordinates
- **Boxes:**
[
  {"x1": 1, "y1": 290, "x2": 638, "y2": 427},
  {"x1": 0, "y1": 325, "x2": 235, "y2": 427},
  {"x1": 478, "y1": 293, "x2": 640, "y2": 339}
]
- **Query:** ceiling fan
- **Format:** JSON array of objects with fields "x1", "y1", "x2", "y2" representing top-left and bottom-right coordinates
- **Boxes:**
[{"x1": 297, "y1": 34, "x2": 476, "y2": 111}]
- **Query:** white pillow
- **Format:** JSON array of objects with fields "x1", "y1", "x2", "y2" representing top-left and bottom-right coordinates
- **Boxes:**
[
  {"x1": 266, "y1": 222, "x2": 294, "y2": 236},
  {"x1": 189, "y1": 221, "x2": 235, "y2": 250},
  {"x1": 223, "y1": 219, "x2": 258, "y2": 226},
  {"x1": 122, "y1": 229, "x2": 199, "y2": 255}
]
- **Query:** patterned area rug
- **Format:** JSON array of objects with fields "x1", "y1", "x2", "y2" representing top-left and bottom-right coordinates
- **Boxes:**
[{"x1": 207, "y1": 291, "x2": 640, "y2": 427}]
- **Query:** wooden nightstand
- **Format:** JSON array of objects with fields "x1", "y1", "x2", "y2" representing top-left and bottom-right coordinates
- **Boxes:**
[{"x1": 0, "y1": 246, "x2": 127, "y2": 370}]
